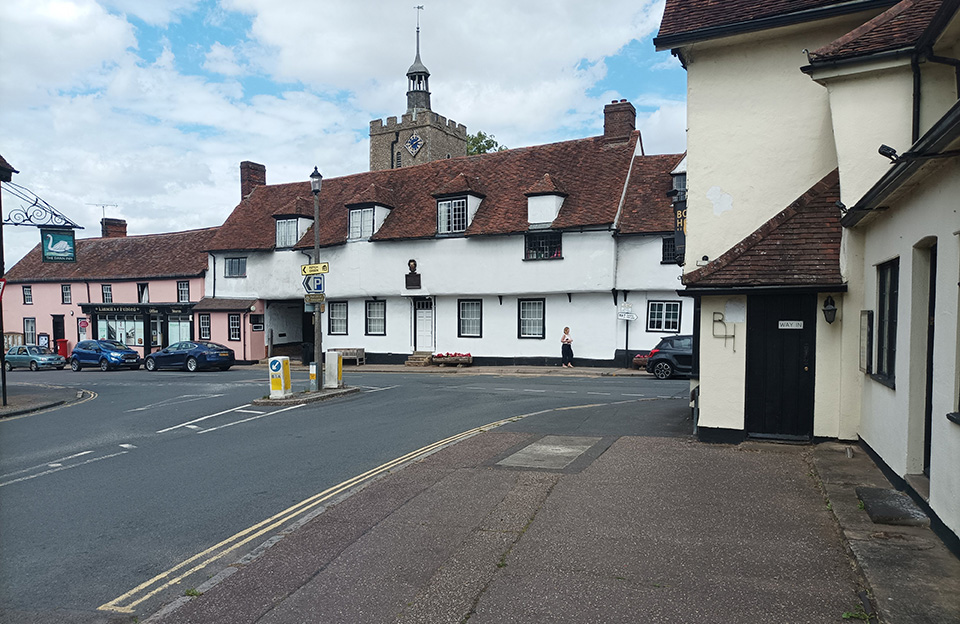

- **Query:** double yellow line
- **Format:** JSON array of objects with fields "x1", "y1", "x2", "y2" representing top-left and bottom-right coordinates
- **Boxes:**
[{"x1": 98, "y1": 411, "x2": 544, "y2": 614}]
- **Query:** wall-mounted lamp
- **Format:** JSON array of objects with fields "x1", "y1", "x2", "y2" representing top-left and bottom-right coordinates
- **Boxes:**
[
  {"x1": 822, "y1": 296, "x2": 837, "y2": 324},
  {"x1": 878, "y1": 144, "x2": 899, "y2": 163}
]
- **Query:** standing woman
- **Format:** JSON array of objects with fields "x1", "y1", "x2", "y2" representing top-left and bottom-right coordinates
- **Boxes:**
[{"x1": 561, "y1": 327, "x2": 574, "y2": 368}]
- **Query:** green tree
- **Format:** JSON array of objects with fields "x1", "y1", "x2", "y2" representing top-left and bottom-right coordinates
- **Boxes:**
[{"x1": 467, "y1": 131, "x2": 507, "y2": 155}]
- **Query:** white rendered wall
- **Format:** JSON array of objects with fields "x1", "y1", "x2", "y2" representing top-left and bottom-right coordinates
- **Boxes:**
[
  {"x1": 682, "y1": 20, "x2": 862, "y2": 266},
  {"x1": 696, "y1": 296, "x2": 747, "y2": 431},
  {"x1": 857, "y1": 161, "x2": 960, "y2": 536}
]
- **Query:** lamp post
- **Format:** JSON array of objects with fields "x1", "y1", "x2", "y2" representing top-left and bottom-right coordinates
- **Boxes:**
[{"x1": 309, "y1": 167, "x2": 323, "y2": 391}]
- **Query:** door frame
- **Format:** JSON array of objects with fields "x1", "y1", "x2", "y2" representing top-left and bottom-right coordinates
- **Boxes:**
[{"x1": 413, "y1": 297, "x2": 434, "y2": 353}]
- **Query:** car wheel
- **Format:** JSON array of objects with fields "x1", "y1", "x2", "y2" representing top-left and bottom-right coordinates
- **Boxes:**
[
  {"x1": 70, "y1": 359, "x2": 81, "y2": 372},
  {"x1": 3, "y1": 361, "x2": 10, "y2": 372},
  {"x1": 145, "y1": 358, "x2": 156, "y2": 372},
  {"x1": 185, "y1": 357, "x2": 198, "y2": 372},
  {"x1": 29, "y1": 361, "x2": 39, "y2": 372},
  {"x1": 99, "y1": 359, "x2": 111, "y2": 372},
  {"x1": 652, "y1": 361, "x2": 674, "y2": 380},
  {"x1": 219, "y1": 365, "x2": 231, "y2": 371}
]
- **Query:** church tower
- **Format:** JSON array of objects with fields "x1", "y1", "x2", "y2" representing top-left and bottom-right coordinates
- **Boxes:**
[{"x1": 369, "y1": 11, "x2": 468, "y2": 171}]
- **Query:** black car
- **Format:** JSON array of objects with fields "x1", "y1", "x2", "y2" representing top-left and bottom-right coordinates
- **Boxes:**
[
  {"x1": 144, "y1": 341, "x2": 235, "y2": 372},
  {"x1": 645, "y1": 334, "x2": 693, "y2": 379}
]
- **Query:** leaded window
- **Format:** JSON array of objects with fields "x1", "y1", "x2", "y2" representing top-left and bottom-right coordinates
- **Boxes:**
[
  {"x1": 524, "y1": 232, "x2": 562, "y2": 260},
  {"x1": 349, "y1": 208, "x2": 374, "y2": 239},
  {"x1": 437, "y1": 198, "x2": 467, "y2": 234}
]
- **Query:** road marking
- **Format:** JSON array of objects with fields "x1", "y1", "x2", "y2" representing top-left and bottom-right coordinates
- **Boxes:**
[
  {"x1": 0, "y1": 451, "x2": 129, "y2": 488},
  {"x1": 363, "y1": 385, "x2": 399, "y2": 393},
  {"x1": 233, "y1": 409, "x2": 265, "y2": 415},
  {"x1": 119, "y1": 444, "x2": 137, "y2": 449},
  {"x1": 156, "y1": 405, "x2": 254, "y2": 433},
  {"x1": 622, "y1": 393, "x2": 645, "y2": 397},
  {"x1": 587, "y1": 392, "x2": 611, "y2": 396},
  {"x1": 127, "y1": 394, "x2": 225, "y2": 413},
  {"x1": 197, "y1": 404, "x2": 305, "y2": 434},
  {"x1": 98, "y1": 404, "x2": 578, "y2": 614},
  {"x1": 0, "y1": 451, "x2": 96, "y2": 480},
  {"x1": 185, "y1": 425, "x2": 203, "y2": 431},
  {"x1": 522, "y1": 389, "x2": 546, "y2": 393}
]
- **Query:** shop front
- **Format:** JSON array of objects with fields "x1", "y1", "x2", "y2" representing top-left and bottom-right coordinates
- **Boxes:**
[{"x1": 78, "y1": 304, "x2": 195, "y2": 357}]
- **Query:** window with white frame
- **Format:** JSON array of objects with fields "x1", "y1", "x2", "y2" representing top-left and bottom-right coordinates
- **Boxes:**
[
  {"x1": 518, "y1": 299, "x2": 545, "y2": 339},
  {"x1": 22, "y1": 286, "x2": 32, "y2": 305},
  {"x1": 199, "y1": 314, "x2": 211, "y2": 340},
  {"x1": 365, "y1": 300, "x2": 385, "y2": 335},
  {"x1": 177, "y1": 281, "x2": 190, "y2": 303},
  {"x1": 137, "y1": 283, "x2": 149, "y2": 303},
  {"x1": 349, "y1": 208, "x2": 374, "y2": 239},
  {"x1": 225, "y1": 257, "x2": 246, "y2": 278},
  {"x1": 437, "y1": 198, "x2": 467, "y2": 234},
  {"x1": 228, "y1": 314, "x2": 241, "y2": 341},
  {"x1": 101, "y1": 284, "x2": 113, "y2": 303},
  {"x1": 648, "y1": 301, "x2": 681, "y2": 332},
  {"x1": 458, "y1": 299, "x2": 482, "y2": 338},
  {"x1": 276, "y1": 218, "x2": 298, "y2": 248},
  {"x1": 328, "y1": 301, "x2": 348, "y2": 335},
  {"x1": 61, "y1": 284, "x2": 72, "y2": 304},
  {"x1": 23, "y1": 318, "x2": 36, "y2": 344}
]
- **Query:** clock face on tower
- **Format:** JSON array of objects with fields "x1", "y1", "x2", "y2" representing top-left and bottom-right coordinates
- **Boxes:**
[{"x1": 405, "y1": 133, "x2": 424, "y2": 156}]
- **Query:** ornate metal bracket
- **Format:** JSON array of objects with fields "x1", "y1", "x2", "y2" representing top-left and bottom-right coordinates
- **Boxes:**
[{"x1": 1, "y1": 181, "x2": 83, "y2": 229}]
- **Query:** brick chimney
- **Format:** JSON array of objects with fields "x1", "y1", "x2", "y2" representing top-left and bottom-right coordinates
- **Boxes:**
[
  {"x1": 240, "y1": 161, "x2": 266, "y2": 199},
  {"x1": 101, "y1": 218, "x2": 127, "y2": 238},
  {"x1": 603, "y1": 99, "x2": 636, "y2": 143}
]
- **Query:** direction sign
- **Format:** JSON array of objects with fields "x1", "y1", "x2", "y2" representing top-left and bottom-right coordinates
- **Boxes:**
[
  {"x1": 304, "y1": 293, "x2": 326, "y2": 304},
  {"x1": 301, "y1": 263, "x2": 329, "y2": 276},
  {"x1": 302, "y1": 275, "x2": 325, "y2": 293},
  {"x1": 617, "y1": 312, "x2": 638, "y2": 321}
]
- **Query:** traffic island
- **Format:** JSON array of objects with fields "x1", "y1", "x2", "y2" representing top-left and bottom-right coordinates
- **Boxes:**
[{"x1": 252, "y1": 386, "x2": 360, "y2": 407}]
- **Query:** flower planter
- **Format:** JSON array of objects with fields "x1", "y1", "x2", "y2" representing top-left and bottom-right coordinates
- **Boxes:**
[{"x1": 434, "y1": 356, "x2": 473, "y2": 367}]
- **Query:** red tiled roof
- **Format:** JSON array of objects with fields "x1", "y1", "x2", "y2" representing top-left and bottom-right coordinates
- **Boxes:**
[
  {"x1": 272, "y1": 196, "x2": 314, "y2": 218},
  {"x1": 4, "y1": 227, "x2": 218, "y2": 283},
  {"x1": 525, "y1": 173, "x2": 568, "y2": 197},
  {"x1": 656, "y1": 0, "x2": 898, "y2": 46},
  {"x1": 810, "y1": 0, "x2": 947, "y2": 62},
  {"x1": 618, "y1": 153, "x2": 686, "y2": 234},
  {"x1": 683, "y1": 170, "x2": 843, "y2": 287},
  {"x1": 345, "y1": 183, "x2": 398, "y2": 208},
  {"x1": 207, "y1": 131, "x2": 676, "y2": 251}
]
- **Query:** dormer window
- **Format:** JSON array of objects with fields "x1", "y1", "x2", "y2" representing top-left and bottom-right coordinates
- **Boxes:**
[
  {"x1": 438, "y1": 197, "x2": 468, "y2": 234},
  {"x1": 276, "y1": 218, "x2": 299, "y2": 248},
  {"x1": 349, "y1": 207, "x2": 375, "y2": 240}
]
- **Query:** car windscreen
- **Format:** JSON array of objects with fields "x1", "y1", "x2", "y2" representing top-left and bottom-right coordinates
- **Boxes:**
[
  {"x1": 198, "y1": 342, "x2": 228, "y2": 350},
  {"x1": 27, "y1": 347, "x2": 52, "y2": 355},
  {"x1": 99, "y1": 340, "x2": 127, "y2": 349}
]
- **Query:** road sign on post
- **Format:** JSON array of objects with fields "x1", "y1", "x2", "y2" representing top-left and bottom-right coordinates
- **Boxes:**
[
  {"x1": 617, "y1": 312, "x2": 638, "y2": 321},
  {"x1": 304, "y1": 293, "x2": 326, "y2": 304},
  {"x1": 302, "y1": 275, "x2": 325, "y2": 293},
  {"x1": 301, "y1": 263, "x2": 329, "y2": 276}
]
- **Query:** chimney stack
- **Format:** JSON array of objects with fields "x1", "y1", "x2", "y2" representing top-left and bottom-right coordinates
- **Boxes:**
[
  {"x1": 240, "y1": 161, "x2": 266, "y2": 199},
  {"x1": 603, "y1": 99, "x2": 636, "y2": 143},
  {"x1": 101, "y1": 218, "x2": 127, "y2": 238}
]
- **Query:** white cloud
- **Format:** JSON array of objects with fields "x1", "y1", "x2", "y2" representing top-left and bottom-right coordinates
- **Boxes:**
[{"x1": 0, "y1": 0, "x2": 687, "y2": 269}]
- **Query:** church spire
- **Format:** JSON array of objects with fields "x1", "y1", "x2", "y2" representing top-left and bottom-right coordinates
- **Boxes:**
[{"x1": 406, "y1": 5, "x2": 431, "y2": 113}]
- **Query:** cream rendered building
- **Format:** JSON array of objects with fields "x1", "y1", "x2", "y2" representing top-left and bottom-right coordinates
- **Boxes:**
[{"x1": 656, "y1": 0, "x2": 959, "y2": 548}]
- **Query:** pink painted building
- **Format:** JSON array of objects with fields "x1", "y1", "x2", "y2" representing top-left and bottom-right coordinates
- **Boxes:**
[{"x1": 3, "y1": 219, "x2": 217, "y2": 359}]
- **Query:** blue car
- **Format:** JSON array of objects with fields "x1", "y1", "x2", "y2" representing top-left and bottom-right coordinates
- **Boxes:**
[
  {"x1": 144, "y1": 341, "x2": 235, "y2": 372},
  {"x1": 70, "y1": 339, "x2": 142, "y2": 371},
  {"x1": 4, "y1": 345, "x2": 67, "y2": 371}
]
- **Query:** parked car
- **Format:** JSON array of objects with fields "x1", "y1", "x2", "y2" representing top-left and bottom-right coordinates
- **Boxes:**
[
  {"x1": 645, "y1": 334, "x2": 693, "y2": 379},
  {"x1": 144, "y1": 341, "x2": 235, "y2": 372},
  {"x1": 70, "y1": 339, "x2": 142, "y2": 371},
  {"x1": 4, "y1": 345, "x2": 66, "y2": 371}
]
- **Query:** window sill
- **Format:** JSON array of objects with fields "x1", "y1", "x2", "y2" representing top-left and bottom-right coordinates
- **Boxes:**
[
  {"x1": 947, "y1": 413, "x2": 960, "y2": 426},
  {"x1": 870, "y1": 373, "x2": 896, "y2": 390},
  {"x1": 224, "y1": 275, "x2": 247, "y2": 279},
  {"x1": 523, "y1": 256, "x2": 563, "y2": 261}
]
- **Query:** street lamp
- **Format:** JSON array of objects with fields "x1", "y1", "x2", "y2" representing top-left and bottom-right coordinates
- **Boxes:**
[{"x1": 310, "y1": 166, "x2": 323, "y2": 391}]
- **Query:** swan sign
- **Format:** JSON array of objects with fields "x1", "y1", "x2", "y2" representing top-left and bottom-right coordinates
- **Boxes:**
[{"x1": 40, "y1": 229, "x2": 76, "y2": 263}]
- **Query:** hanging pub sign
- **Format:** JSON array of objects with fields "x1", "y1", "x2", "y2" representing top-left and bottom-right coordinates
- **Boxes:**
[
  {"x1": 673, "y1": 199, "x2": 686, "y2": 266},
  {"x1": 40, "y1": 228, "x2": 76, "y2": 263}
]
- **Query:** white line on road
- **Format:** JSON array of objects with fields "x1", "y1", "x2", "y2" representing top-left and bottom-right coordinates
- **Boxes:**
[
  {"x1": 0, "y1": 451, "x2": 129, "y2": 488},
  {"x1": 119, "y1": 444, "x2": 138, "y2": 449},
  {"x1": 185, "y1": 425, "x2": 203, "y2": 431},
  {"x1": 363, "y1": 385, "x2": 399, "y2": 393},
  {"x1": 0, "y1": 450, "x2": 96, "y2": 480},
  {"x1": 197, "y1": 404, "x2": 305, "y2": 434},
  {"x1": 621, "y1": 393, "x2": 646, "y2": 397},
  {"x1": 156, "y1": 404, "x2": 253, "y2": 433},
  {"x1": 127, "y1": 394, "x2": 225, "y2": 413},
  {"x1": 233, "y1": 409, "x2": 266, "y2": 415},
  {"x1": 522, "y1": 389, "x2": 547, "y2": 393},
  {"x1": 587, "y1": 392, "x2": 612, "y2": 396}
]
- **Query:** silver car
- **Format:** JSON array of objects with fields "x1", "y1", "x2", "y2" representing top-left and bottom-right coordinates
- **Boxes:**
[{"x1": 4, "y1": 345, "x2": 67, "y2": 371}]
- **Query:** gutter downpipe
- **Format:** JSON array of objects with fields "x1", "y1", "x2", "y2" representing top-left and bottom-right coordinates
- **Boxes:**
[{"x1": 912, "y1": 55, "x2": 922, "y2": 143}]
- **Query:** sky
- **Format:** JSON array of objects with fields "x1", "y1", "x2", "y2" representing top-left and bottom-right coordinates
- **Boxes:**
[{"x1": 0, "y1": 0, "x2": 687, "y2": 269}]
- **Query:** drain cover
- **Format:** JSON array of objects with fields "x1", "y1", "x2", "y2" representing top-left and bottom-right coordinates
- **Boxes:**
[{"x1": 497, "y1": 435, "x2": 601, "y2": 470}]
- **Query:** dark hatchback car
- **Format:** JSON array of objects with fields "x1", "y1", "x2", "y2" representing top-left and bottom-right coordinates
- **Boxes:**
[
  {"x1": 144, "y1": 341, "x2": 235, "y2": 372},
  {"x1": 645, "y1": 334, "x2": 693, "y2": 379},
  {"x1": 70, "y1": 339, "x2": 142, "y2": 371}
]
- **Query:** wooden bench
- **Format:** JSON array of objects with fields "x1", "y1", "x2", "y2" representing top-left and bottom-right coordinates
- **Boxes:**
[{"x1": 331, "y1": 348, "x2": 365, "y2": 365}]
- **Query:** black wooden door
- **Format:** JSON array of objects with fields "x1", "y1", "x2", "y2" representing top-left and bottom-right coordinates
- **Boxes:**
[{"x1": 745, "y1": 294, "x2": 817, "y2": 439}]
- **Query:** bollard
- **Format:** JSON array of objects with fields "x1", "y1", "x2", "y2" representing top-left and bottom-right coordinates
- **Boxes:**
[
  {"x1": 325, "y1": 351, "x2": 343, "y2": 389},
  {"x1": 268, "y1": 356, "x2": 293, "y2": 398}
]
